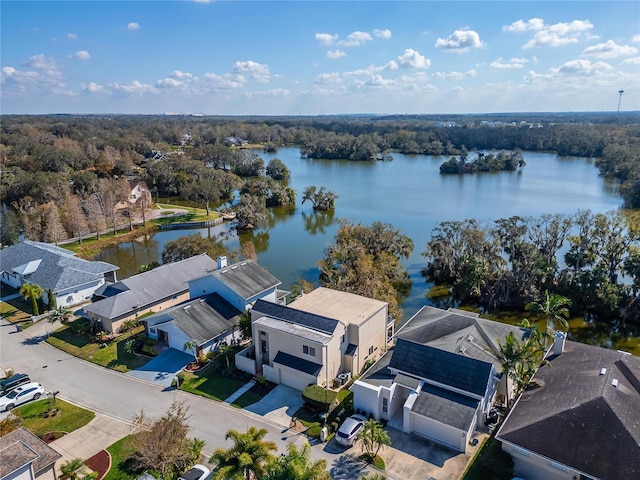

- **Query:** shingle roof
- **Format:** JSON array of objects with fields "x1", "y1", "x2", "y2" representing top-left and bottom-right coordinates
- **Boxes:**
[
  {"x1": 211, "y1": 260, "x2": 280, "y2": 299},
  {"x1": 0, "y1": 427, "x2": 61, "y2": 478},
  {"x1": 497, "y1": 341, "x2": 640, "y2": 480},
  {"x1": 413, "y1": 383, "x2": 480, "y2": 430},
  {"x1": 389, "y1": 338, "x2": 492, "y2": 396},
  {"x1": 149, "y1": 293, "x2": 240, "y2": 345},
  {"x1": 253, "y1": 299, "x2": 339, "y2": 335},
  {"x1": 0, "y1": 240, "x2": 118, "y2": 293},
  {"x1": 273, "y1": 351, "x2": 322, "y2": 376},
  {"x1": 84, "y1": 254, "x2": 217, "y2": 320}
]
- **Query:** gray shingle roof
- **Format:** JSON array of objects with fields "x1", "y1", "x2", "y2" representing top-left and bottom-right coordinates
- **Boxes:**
[
  {"x1": 413, "y1": 383, "x2": 480, "y2": 430},
  {"x1": 84, "y1": 254, "x2": 217, "y2": 320},
  {"x1": 0, "y1": 240, "x2": 118, "y2": 292},
  {"x1": 389, "y1": 338, "x2": 492, "y2": 396},
  {"x1": 497, "y1": 341, "x2": 640, "y2": 480},
  {"x1": 149, "y1": 293, "x2": 240, "y2": 346},
  {"x1": 212, "y1": 260, "x2": 280, "y2": 299},
  {"x1": 253, "y1": 299, "x2": 339, "y2": 334},
  {"x1": 273, "y1": 351, "x2": 322, "y2": 376},
  {"x1": 0, "y1": 427, "x2": 61, "y2": 477}
]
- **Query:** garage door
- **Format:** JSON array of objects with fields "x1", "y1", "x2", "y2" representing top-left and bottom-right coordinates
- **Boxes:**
[
  {"x1": 411, "y1": 412, "x2": 465, "y2": 452},
  {"x1": 275, "y1": 364, "x2": 316, "y2": 391}
]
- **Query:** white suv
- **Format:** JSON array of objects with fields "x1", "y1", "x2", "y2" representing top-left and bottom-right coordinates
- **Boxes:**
[{"x1": 0, "y1": 382, "x2": 45, "y2": 411}]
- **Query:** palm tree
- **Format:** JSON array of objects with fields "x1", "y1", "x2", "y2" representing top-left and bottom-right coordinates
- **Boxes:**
[
  {"x1": 497, "y1": 331, "x2": 540, "y2": 407},
  {"x1": 356, "y1": 419, "x2": 391, "y2": 461},
  {"x1": 263, "y1": 442, "x2": 330, "y2": 480},
  {"x1": 525, "y1": 291, "x2": 572, "y2": 346},
  {"x1": 49, "y1": 306, "x2": 73, "y2": 324},
  {"x1": 183, "y1": 340, "x2": 198, "y2": 363},
  {"x1": 219, "y1": 343, "x2": 234, "y2": 369},
  {"x1": 210, "y1": 427, "x2": 277, "y2": 480},
  {"x1": 60, "y1": 458, "x2": 85, "y2": 480},
  {"x1": 20, "y1": 283, "x2": 44, "y2": 316}
]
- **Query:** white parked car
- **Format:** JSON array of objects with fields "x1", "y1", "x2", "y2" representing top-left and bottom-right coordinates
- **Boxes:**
[
  {"x1": 0, "y1": 382, "x2": 45, "y2": 412},
  {"x1": 178, "y1": 464, "x2": 210, "y2": 480},
  {"x1": 335, "y1": 414, "x2": 367, "y2": 447}
]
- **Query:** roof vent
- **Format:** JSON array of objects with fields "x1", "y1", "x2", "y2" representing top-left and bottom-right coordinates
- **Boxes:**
[
  {"x1": 467, "y1": 335, "x2": 474, "y2": 342},
  {"x1": 600, "y1": 368, "x2": 607, "y2": 375},
  {"x1": 459, "y1": 346, "x2": 467, "y2": 354},
  {"x1": 612, "y1": 379, "x2": 619, "y2": 387}
]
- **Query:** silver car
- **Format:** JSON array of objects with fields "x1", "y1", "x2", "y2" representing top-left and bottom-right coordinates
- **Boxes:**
[
  {"x1": 335, "y1": 414, "x2": 367, "y2": 447},
  {"x1": 0, "y1": 382, "x2": 45, "y2": 411}
]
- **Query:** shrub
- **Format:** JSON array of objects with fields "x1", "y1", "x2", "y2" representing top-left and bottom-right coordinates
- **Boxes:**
[
  {"x1": 141, "y1": 344, "x2": 157, "y2": 356},
  {"x1": 144, "y1": 338, "x2": 157, "y2": 347},
  {"x1": 302, "y1": 384, "x2": 338, "y2": 410},
  {"x1": 118, "y1": 319, "x2": 138, "y2": 334}
]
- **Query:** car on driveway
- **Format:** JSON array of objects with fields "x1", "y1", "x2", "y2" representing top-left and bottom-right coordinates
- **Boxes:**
[
  {"x1": 0, "y1": 382, "x2": 45, "y2": 411},
  {"x1": 335, "y1": 414, "x2": 367, "y2": 447},
  {"x1": 178, "y1": 464, "x2": 210, "y2": 480},
  {"x1": 0, "y1": 373, "x2": 31, "y2": 395}
]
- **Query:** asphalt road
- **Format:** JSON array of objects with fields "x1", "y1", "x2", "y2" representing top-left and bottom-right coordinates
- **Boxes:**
[{"x1": 0, "y1": 318, "x2": 372, "y2": 480}]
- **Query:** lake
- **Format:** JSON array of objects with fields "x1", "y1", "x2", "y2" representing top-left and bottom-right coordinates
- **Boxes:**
[{"x1": 95, "y1": 147, "x2": 637, "y2": 351}]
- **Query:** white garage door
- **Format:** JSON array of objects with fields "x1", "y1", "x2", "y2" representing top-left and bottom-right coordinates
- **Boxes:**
[
  {"x1": 411, "y1": 412, "x2": 465, "y2": 452},
  {"x1": 275, "y1": 364, "x2": 316, "y2": 391}
]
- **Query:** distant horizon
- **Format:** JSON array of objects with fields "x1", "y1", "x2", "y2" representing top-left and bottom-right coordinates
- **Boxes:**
[{"x1": 2, "y1": 1, "x2": 639, "y2": 115}]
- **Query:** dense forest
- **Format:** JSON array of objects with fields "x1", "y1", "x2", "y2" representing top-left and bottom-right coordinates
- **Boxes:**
[{"x1": 1, "y1": 113, "x2": 639, "y2": 247}]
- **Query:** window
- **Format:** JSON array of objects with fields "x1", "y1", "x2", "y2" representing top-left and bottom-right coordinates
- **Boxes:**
[
  {"x1": 261, "y1": 339, "x2": 268, "y2": 354},
  {"x1": 303, "y1": 345, "x2": 316, "y2": 356},
  {"x1": 547, "y1": 461, "x2": 569, "y2": 473},
  {"x1": 150, "y1": 328, "x2": 156, "y2": 334},
  {"x1": 382, "y1": 397, "x2": 388, "y2": 413},
  {"x1": 511, "y1": 446, "x2": 531, "y2": 457},
  {"x1": 369, "y1": 346, "x2": 374, "y2": 356},
  {"x1": 387, "y1": 326, "x2": 393, "y2": 341},
  {"x1": 341, "y1": 334, "x2": 345, "y2": 344}
]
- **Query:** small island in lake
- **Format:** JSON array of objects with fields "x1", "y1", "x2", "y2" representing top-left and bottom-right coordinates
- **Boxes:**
[{"x1": 440, "y1": 149, "x2": 526, "y2": 174}]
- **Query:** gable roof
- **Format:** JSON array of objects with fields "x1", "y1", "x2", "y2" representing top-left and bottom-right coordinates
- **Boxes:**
[
  {"x1": 273, "y1": 351, "x2": 322, "y2": 376},
  {"x1": 0, "y1": 240, "x2": 118, "y2": 292},
  {"x1": 84, "y1": 254, "x2": 217, "y2": 320},
  {"x1": 413, "y1": 383, "x2": 480, "y2": 430},
  {"x1": 210, "y1": 260, "x2": 280, "y2": 300},
  {"x1": 253, "y1": 299, "x2": 339, "y2": 335},
  {"x1": 497, "y1": 341, "x2": 640, "y2": 480},
  {"x1": 396, "y1": 306, "x2": 528, "y2": 374},
  {"x1": 389, "y1": 338, "x2": 492, "y2": 397},
  {"x1": 0, "y1": 427, "x2": 61, "y2": 478},
  {"x1": 149, "y1": 293, "x2": 240, "y2": 346}
]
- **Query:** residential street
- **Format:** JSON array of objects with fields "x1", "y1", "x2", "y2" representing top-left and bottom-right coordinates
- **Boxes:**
[{"x1": 0, "y1": 317, "x2": 473, "y2": 479}]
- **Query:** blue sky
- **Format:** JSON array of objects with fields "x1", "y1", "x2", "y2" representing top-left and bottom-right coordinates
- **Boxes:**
[{"x1": 2, "y1": 1, "x2": 639, "y2": 115}]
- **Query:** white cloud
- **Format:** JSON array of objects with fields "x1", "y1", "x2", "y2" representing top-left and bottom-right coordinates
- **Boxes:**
[
  {"x1": 554, "y1": 59, "x2": 613, "y2": 76},
  {"x1": 504, "y1": 18, "x2": 594, "y2": 48},
  {"x1": 365, "y1": 75, "x2": 395, "y2": 87},
  {"x1": 1, "y1": 55, "x2": 66, "y2": 96},
  {"x1": 327, "y1": 50, "x2": 346, "y2": 59},
  {"x1": 170, "y1": 70, "x2": 193, "y2": 79},
  {"x1": 397, "y1": 48, "x2": 430, "y2": 69},
  {"x1": 81, "y1": 82, "x2": 105, "y2": 93},
  {"x1": 339, "y1": 31, "x2": 373, "y2": 47},
  {"x1": 491, "y1": 57, "x2": 529, "y2": 69},
  {"x1": 67, "y1": 33, "x2": 78, "y2": 39},
  {"x1": 127, "y1": 22, "x2": 140, "y2": 31},
  {"x1": 156, "y1": 77, "x2": 183, "y2": 88},
  {"x1": 435, "y1": 29, "x2": 484, "y2": 53},
  {"x1": 432, "y1": 71, "x2": 464, "y2": 80},
  {"x1": 201, "y1": 72, "x2": 245, "y2": 90},
  {"x1": 465, "y1": 69, "x2": 477, "y2": 77},
  {"x1": 73, "y1": 50, "x2": 91, "y2": 60},
  {"x1": 315, "y1": 73, "x2": 342, "y2": 84},
  {"x1": 232, "y1": 60, "x2": 272, "y2": 83},
  {"x1": 109, "y1": 80, "x2": 155, "y2": 94},
  {"x1": 621, "y1": 56, "x2": 640, "y2": 65},
  {"x1": 632, "y1": 34, "x2": 640, "y2": 43},
  {"x1": 373, "y1": 29, "x2": 392, "y2": 39},
  {"x1": 315, "y1": 33, "x2": 338, "y2": 46},
  {"x1": 249, "y1": 89, "x2": 289, "y2": 97},
  {"x1": 582, "y1": 40, "x2": 637, "y2": 59}
]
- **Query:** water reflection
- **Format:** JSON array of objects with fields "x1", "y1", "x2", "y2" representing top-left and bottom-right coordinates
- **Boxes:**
[{"x1": 302, "y1": 210, "x2": 337, "y2": 235}]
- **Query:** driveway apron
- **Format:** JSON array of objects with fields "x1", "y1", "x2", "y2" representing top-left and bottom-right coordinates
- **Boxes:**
[
  {"x1": 126, "y1": 348, "x2": 192, "y2": 387},
  {"x1": 244, "y1": 384, "x2": 304, "y2": 428}
]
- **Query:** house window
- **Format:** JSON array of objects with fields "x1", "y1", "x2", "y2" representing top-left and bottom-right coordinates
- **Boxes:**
[
  {"x1": 150, "y1": 328, "x2": 157, "y2": 334},
  {"x1": 547, "y1": 461, "x2": 569, "y2": 473},
  {"x1": 387, "y1": 326, "x2": 393, "y2": 341},
  {"x1": 369, "y1": 346, "x2": 374, "y2": 356},
  {"x1": 341, "y1": 334, "x2": 345, "y2": 344},
  {"x1": 261, "y1": 339, "x2": 268, "y2": 354},
  {"x1": 303, "y1": 345, "x2": 316, "y2": 357},
  {"x1": 511, "y1": 446, "x2": 531, "y2": 457},
  {"x1": 382, "y1": 397, "x2": 388, "y2": 413}
]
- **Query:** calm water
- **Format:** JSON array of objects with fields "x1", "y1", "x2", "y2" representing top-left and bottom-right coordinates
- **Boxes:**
[{"x1": 96, "y1": 147, "x2": 636, "y2": 350}]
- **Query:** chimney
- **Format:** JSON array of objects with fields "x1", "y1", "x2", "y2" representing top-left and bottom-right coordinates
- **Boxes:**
[
  {"x1": 217, "y1": 256, "x2": 227, "y2": 269},
  {"x1": 552, "y1": 331, "x2": 566, "y2": 356}
]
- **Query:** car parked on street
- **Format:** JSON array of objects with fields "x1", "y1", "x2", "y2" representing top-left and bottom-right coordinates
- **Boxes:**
[
  {"x1": 335, "y1": 414, "x2": 367, "y2": 447},
  {"x1": 0, "y1": 382, "x2": 45, "y2": 411},
  {"x1": 0, "y1": 373, "x2": 31, "y2": 395},
  {"x1": 178, "y1": 464, "x2": 210, "y2": 480}
]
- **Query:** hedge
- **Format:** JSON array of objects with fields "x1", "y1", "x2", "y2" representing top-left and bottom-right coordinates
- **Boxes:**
[{"x1": 302, "y1": 384, "x2": 338, "y2": 410}]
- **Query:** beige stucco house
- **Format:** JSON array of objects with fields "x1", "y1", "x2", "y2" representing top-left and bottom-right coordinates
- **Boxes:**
[{"x1": 236, "y1": 287, "x2": 393, "y2": 391}]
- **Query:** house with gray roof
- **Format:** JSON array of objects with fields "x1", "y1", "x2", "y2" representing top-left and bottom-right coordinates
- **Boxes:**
[
  {"x1": 143, "y1": 293, "x2": 241, "y2": 357},
  {"x1": 496, "y1": 334, "x2": 640, "y2": 480},
  {"x1": 235, "y1": 287, "x2": 392, "y2": 391},
  {"x1": 83, "y1": 254, "x2": 217, "y2": 333},
  {"x1": 0, "y1": 427, "x2": 61, "y2": 480},
  {"x1": 0, "y1": 240, "x2": 118, "y2": 308},
  {"x1": 351, "y1": 305, "x2": 527, "y2": 453}
]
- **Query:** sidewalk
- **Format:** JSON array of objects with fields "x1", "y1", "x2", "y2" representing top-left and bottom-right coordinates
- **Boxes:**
[
  {"x1": 223, "y1": 379, "x2": 255, "y2": 403},
  {"x1": 51, "y1": 413, "x2": 136, "y2": 476}
]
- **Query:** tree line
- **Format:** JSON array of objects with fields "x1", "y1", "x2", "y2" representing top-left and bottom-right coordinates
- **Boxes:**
[{"x1": 422, "y1": 210, "x2": 640, "y2": 324}]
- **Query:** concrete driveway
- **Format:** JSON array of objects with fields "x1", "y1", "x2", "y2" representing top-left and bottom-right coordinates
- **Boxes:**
[
  {"x1": 126, "y1": 348, "x2": 192, "y2": 387},
  {"x1": 244, "y1": 384, "x2": 305, "y2": 428}
]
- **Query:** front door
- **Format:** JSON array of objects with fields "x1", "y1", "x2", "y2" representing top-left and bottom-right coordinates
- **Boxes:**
[{"x1": 158, "y1": 329, "x2": 168, "y2": 346}]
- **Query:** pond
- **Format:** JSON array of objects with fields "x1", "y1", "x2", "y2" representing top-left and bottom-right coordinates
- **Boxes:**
[{"x1": 94, "y1": 147, "x2": 638, "y2": 353}]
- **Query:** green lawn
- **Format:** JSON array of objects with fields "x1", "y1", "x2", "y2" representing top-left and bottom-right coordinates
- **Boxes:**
[
  {"x1": 104, "y1": 435, "x2": 139, "y2": 480},
  {"x1": 461, "y1": 437, "x2": 513, "y2": 480},
  {"x1": 179, "y1": 352, "x2": 252, "y2": 402},
  {"x1": 13, "y1": 398, "x2": 95, "y2": 438},
  {"x1": 0, "y1": 298, "x2": 33, "y2": 324},
  {"x1": 46, "y1": 324, "x2": 151, "y2": 372},
  {"x1": 230, "y1": 380, "x2": 277, "y2": 409},
  {"x1": 153, "y1": 204, "x2": 220, "y2": 225}
]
